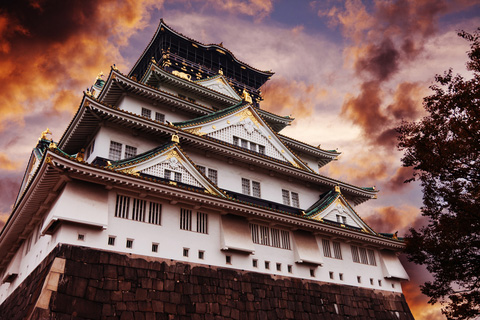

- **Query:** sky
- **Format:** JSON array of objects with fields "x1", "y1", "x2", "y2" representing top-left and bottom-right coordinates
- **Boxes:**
[{"x1": 1, "y1": 0, "x2": 479, "y2": 319}]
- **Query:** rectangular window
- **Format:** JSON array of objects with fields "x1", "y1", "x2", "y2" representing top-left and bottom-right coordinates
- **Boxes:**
[
  {"x1": 271, "y1": 228, "x2": 281, "y2": 248},
  {"x1": 132, "y1": 198, "x2": 146, "y2": 222},
  {"x1": 333, "y1": 242, "x2": 342, "y2": 259},
  {"x1": 378, "y1": 280, "x2": 382, "y2": 286},
  {"x1": 329, "y1": 271, "x2": 334, "y2": 279},
  {"x1": 282, "y1": 189, "x2": 290, "y2": 206},
  {"x1": 241, "y1": 139, "x2": 248, "y2": 149},
  {"x1": 291, "y1": 192, "x2": 299, "y2": 208},
  {"x1": 250, "y1": 224, "x2": 259, "y2": 244},
  {"x1": 124, "y1": 145, "x2": 137, "y2": 159},
  {"x1": 339, "y1": 273, "x2": 344, "y2": 281},
  {"x1": 183, "y1": 248, "x2": 189, "y2": 257},
  {"x1": 226, "y1": 255, "x2": 232, "y2": 264},
  {"x1": 250, "y1": 142, "x2": 257, "y2": 152},
  {"x1": 258, "y1": 145, "x2": 265, "y2": 154},
  {"x1": 370, "y1": 278, "x2": 374, "y2": 285},
  {"x1": 259, "y1": 225, "x2": 270, "y2": 246},
  {"x1": 152, "y1": 243, "x2": 158, "y2": 252},
  {"x1": 287, "y1": 265, "x2": 292, "y2": 273},
  {"x1": 265, "y1": 261, "x2": 270, "y2": 269},
  {"x1": 233, "y1": 136, "x2": 239, "y2": 146},
  {"x1": 174, "y1": 172, "x2": 182, "y2": 182},
  {"x1": 280, "y1": 230, "x2": 291, "y2": 250},
  {"x1": 322, "y1": 239, "x2": 332, "y2": 257},
  {"x1": 196, "y1": 212, "x2": 208, "y2": 234},
  {"x1": 252, "y1": 259, "x2": 258, "y2": 268},
  {"x1": 141, "y1": 107, "x2": 152, "y2": 118},
  {"x1": 115, "y1": 195, "x2": 130, "y2": 219},
  {"x1": 126, "y1": 239, "x2": 133, "y2": 249},
  {"x1": 155, "y1": 112, "x2": 165, "y2": 123},
  {"x1": 198, "y1": 250, "x2": 204, "y2": 260},
  {"x1": 207, "y1": 168, "x2": 218, "y2": 185},
  {"x1": 180, "y1": 208, "x2": 192, "y2": 231},
  {"x1": 108, "y1": 236, "x2": 116, "y2": 246},
  {"x1": 276, "y1": 263, "x2": 281, "y2": 271},
  {"x1": 367, "y1": 249, "x2": 377, "y2": 266},
  {"x1": 242, "y1": 178, "x2": 250, "y2": 195},
  {"x1": 78, "y1": 234, "x2": 85, "y2": 241},
  {"x1": 164, "y1": 169, "x2": 171, "y2": 180},
  {"x1": 359, "y1": 247, "x2": 369, "y2": 264},
  {"x1": 109, "y1": 141, "x2": 122, "y2": 160},
  {"x1": 351, "y1": 245, "x2": 360, "y2": 263},
  {"x1": 252, "y1": 181, "x2": 261, "y2": 198},
  {"x1": 357, "y1": 276, "x2": 361, "y2": 283},
  {"x1": 310, "y1": 269, "x2": 315, "y2": 277},
  {"x1": 148, "y1": 202, "x2": 161, "y2": 225}
]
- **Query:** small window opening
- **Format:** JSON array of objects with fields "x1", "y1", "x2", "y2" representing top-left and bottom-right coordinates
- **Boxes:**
[
  {"x1": 357, "y1": 276, "x2": 361, "y2": 283},
  {"x1": 265, "y1": 261, "x2": 270, "y2": 269},
  {"x1": 226, "y1": 255, "x2": 232, "y2": 264},
  {"x1": 339, "y1": 273, "x2": 344, "y2": 281},
  {"x1": 152, "y1": 243, "x2": 158, "y2": 253},
  {"x1": 276, "y1": 263, "x2": 281, "y2": 271},
  {"x1": 198, "y1": 250, "x2": 204, "y2": 260},
  {"x1": 329, "y1": 271, "x2": 334, "y2": 279},
  {"x1": 183, "y1": 248, "x2": 189, "y2": 257},
  {"x1": 310, "y1": 269, "x2": 315, "y2": 277},
  {"x1": 126, "y1": 239, "x2": 133, "y2": 248},
  {"x1": 287, "y1": 265, "x2": 293, "y2": 273},
  {"x1": 252, "y1": 259, "x2": 258, "y2": 268},
  {"x1": 108, "y1": 236, "x2": 116, "y2": 246},
  {"x1": 77, "y1": 234, "x2": 85, "y2": 241}
]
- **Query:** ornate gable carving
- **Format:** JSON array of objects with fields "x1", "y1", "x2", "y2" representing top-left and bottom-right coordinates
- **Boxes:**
[{"x1": 196, "y1": 76, "x2": 242, "y2": 101}]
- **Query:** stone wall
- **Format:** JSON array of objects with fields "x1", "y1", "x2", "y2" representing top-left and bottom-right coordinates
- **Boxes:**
[{"x1": 0, "y1": 244, "x2": 414, "y2": 319}]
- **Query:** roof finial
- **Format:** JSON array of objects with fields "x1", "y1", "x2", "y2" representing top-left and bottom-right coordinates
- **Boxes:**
[
  {"x1": 96, "y1": 72, "x2": 104, "y2": 80},
  {"x1": 112, "y1": 64, "x2": 118, "y2": 71},
  {"x1": 334, "y1": 185, "x2": 341, "y2": 193},
  {"x1": 151, "y1": 56, "x2": 157, "y2": 64},
  {"x1": 171, "y1": 132, "x2": 180, "y2": 143},
  {"x1": 218, "y1": 68, "x2": 223, "y2": 75},
  {"x1": 40, "y1": 128, "x2": 52, "y2": 140},
  {"x1": 49, "y1": 139, "x2": 57, "y2": 149},
  {"x1": 393, "y1": 231, "x2": 398, "y2": 240}
]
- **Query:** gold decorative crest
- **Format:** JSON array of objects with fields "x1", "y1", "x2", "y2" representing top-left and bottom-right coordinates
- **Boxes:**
[
  {"x1": 166, "y1": 150, "x2": 183, "y2": 162},
  {"x1": 120, "y1": 167, "x2": 140, "y2": 176},
  {"x1": 235, "y1": 109, "x2": 260, "y2": 127},
  {"x1": 185, "y1": 127, "x2": 205, "y2": 136}
]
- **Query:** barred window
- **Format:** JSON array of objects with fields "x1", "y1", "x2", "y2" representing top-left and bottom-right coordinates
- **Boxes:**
[
  {"x1": 152, "y1": 243, "x2": 158, "y2": 252},
  {"x1": 291, "y1": 192, "x2": 299, "y2": 208},
  {"x1": 359, "y1": 247, "x2": 369, "y2": 264},
  {"x1": 108, "y1": 236, "x2": 116, "y2": 246},
  {"x1": 174, "y1": 172, "x2": 182, "y2": 182},
  {"x1": 141, "y1": 107, "x2": 152, "y2": 118},
  {"x1": 126, "y1": 239, "x2": 134, "y2": 248},
  {"x1": 351, "y1": 245, "x2": 360, "y2": 263},
  {"x1": 165, "y1": 169, "x2": 182, "y2": 182},
  {"x1": 197, "y1": 165, "x2": 206, "y2": 175},
  {"x1": 148, "y1": 202, "x2": 161, "y2": 225},
  {"x1": 109, "y1": 141, "x2": 122, "y2": 160},
  {"x1": 208, "y1": 168, "x2": 218, "y2": 185},
  {"x1": 252, "y1": 181, "x2": 261, "y2": 198},
  {"x1": 124, "y1": 145, "x2": 137, "y2": 159},
  {"x1": 259, "y1": 225, "x2": 270, "y2": 246},
  {"x1": 250, "y1": 142, "x2": 257, "y2": 151},
  {"x1": 333, "y1": 241, "x2": 343, "y2": 259},
  {"x1": 155, "y1": 112, "x2": 165, "y2": 122},
  {"x1": 242, "y1": 178, "x2": 251, "y2": 195},
  {"x1": 282, "y1": 189, "x2": 290, "y2": 206},
  {"x1": 115, "y1": 195, "x2": 130, "y2": 219},
  {"x1": 322, "y1": 239, "x2": 332, "y2": 257},
  {"x1": 258, "y1": 145, "x2": 265, "y2": 154},
  {"x1": 180, "y1": 208, "x2": 192, "y2": 231},
  {"x1": 196, "y1": 212, "x2": 208, "y2": 234},
  {"x1": 271, "y1": 228, "x2": 281, "y2": 248},
  {"x1": 250, "y1": 224, "x2": 259, "y2": 243},
  {"x1": 367, "y1": 249, "x2": 376, "y2": 266},
  {"x1": 280, "y1": 230, "x2": 291, "y2": 250},
  {"x1": 250, "y1": 223, "x2": 291, "y2": 250},
  {"x1": 132, "y1": 198, "x2": 146, "y2": 222},
  {"x1": 241, "y1": 139, "x2": 248, "y2": 149},
  {"x1": 233, "y1": 136, "x2": 239, "y2": 146}
]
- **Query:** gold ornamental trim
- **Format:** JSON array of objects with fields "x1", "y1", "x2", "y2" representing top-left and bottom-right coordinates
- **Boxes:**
[{"x1": 235, "y1": 109, "x2": 260, "y2": 127}]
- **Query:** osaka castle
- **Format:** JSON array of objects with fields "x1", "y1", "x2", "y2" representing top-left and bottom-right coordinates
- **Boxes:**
[{"x1": 0, "y1": 20, "x2": 413, "y2": 319}]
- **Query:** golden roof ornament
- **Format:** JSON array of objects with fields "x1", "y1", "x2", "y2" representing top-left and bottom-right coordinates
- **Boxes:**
[
  {"x1": 40, "y1": 128, "x2": 52, "y2": 140},
  {"x1": 112, "y1": 64, "x2": 118, "y2": 71},
  {"x1": 49, "y1": 140, "x2": 57, "y2": 149},
  {"x1": 76, "y1": 148, "x2": 85, "y2": 162},
  {"x1": 171, "y1": 132, "x2": 180, "y2": 143},
  {"x1": 242, "y1": 89, "x2": 252, "y2": 104},
  {"x1": 218, "y1": 68, "x2": 223, "y2": 75},
  {"x1": 334, "y1": 185, "x2": 341, "y2": 193},
  {"x1": 96, "y1": 72, "x2": 104, "y2": 80},
  {"x1": 393, "y1": 231, "x2": 398, "y2": 240},
  {"x1": 151, "y1": 56, "x2": 157, "y2": 64}
]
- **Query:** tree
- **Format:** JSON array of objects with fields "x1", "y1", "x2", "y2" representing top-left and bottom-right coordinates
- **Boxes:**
[{"x1": 397, "y1": 29, "x2": 480, "y2": 320}]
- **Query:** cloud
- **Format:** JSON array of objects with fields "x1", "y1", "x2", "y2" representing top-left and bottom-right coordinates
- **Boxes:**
[
  {"x1": 320, "y1": 0, "x2": 476, "y2": 150},
  {"x1": 386, "y1": 166, "x2": 415, "y2": 191},
  {"x1": 261, "y1": 77, "x2": 328, "y2": 119},
  {"x1": 0, "y1": 152, "x2": 21, "y2": 171},
  {"x1": 0, "y1": 0, "x2": 164, "y2": 131},
  {"x1": 171, "y1": 0, "x2": 275, "y2": 20},
  {"x1": 364, "y1": 205, "x2": 420, "y2": 235}
]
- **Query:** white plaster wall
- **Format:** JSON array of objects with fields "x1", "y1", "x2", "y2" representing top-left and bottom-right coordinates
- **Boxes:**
[
  {"x1": 86, "y1": 126, "x2": 160, "y2": 163},
  {"x1": 117, "y1": 95, "x2": 191, "y2": 123},
  {"x1": 185, "y1": 149, "x2": 322, "y2": 210}
]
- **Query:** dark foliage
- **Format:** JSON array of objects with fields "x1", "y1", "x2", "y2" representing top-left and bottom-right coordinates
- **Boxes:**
[{"x1": 397, "y1": 29, "x2": 480, "y2": 319}]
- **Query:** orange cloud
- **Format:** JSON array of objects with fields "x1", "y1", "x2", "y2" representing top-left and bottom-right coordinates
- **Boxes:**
[
  {"x1": 0, "y1": 152, "x2": 20, "y2": 171},
  {"x1": 0, "y1": 0, "x2": 164, "y2": 131},
  {"x1": 261, "y1": 76, "x2": 327, "y2": 119},
  {"x1": 364, "y1": 205, "x2": 420, "y2": 235},
  {"x1": 175, "y1": 0, "x2": 275, "y2": 20},
  {"x1": 386, "y1": 166, "x2": 415, "y2": 191}
]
